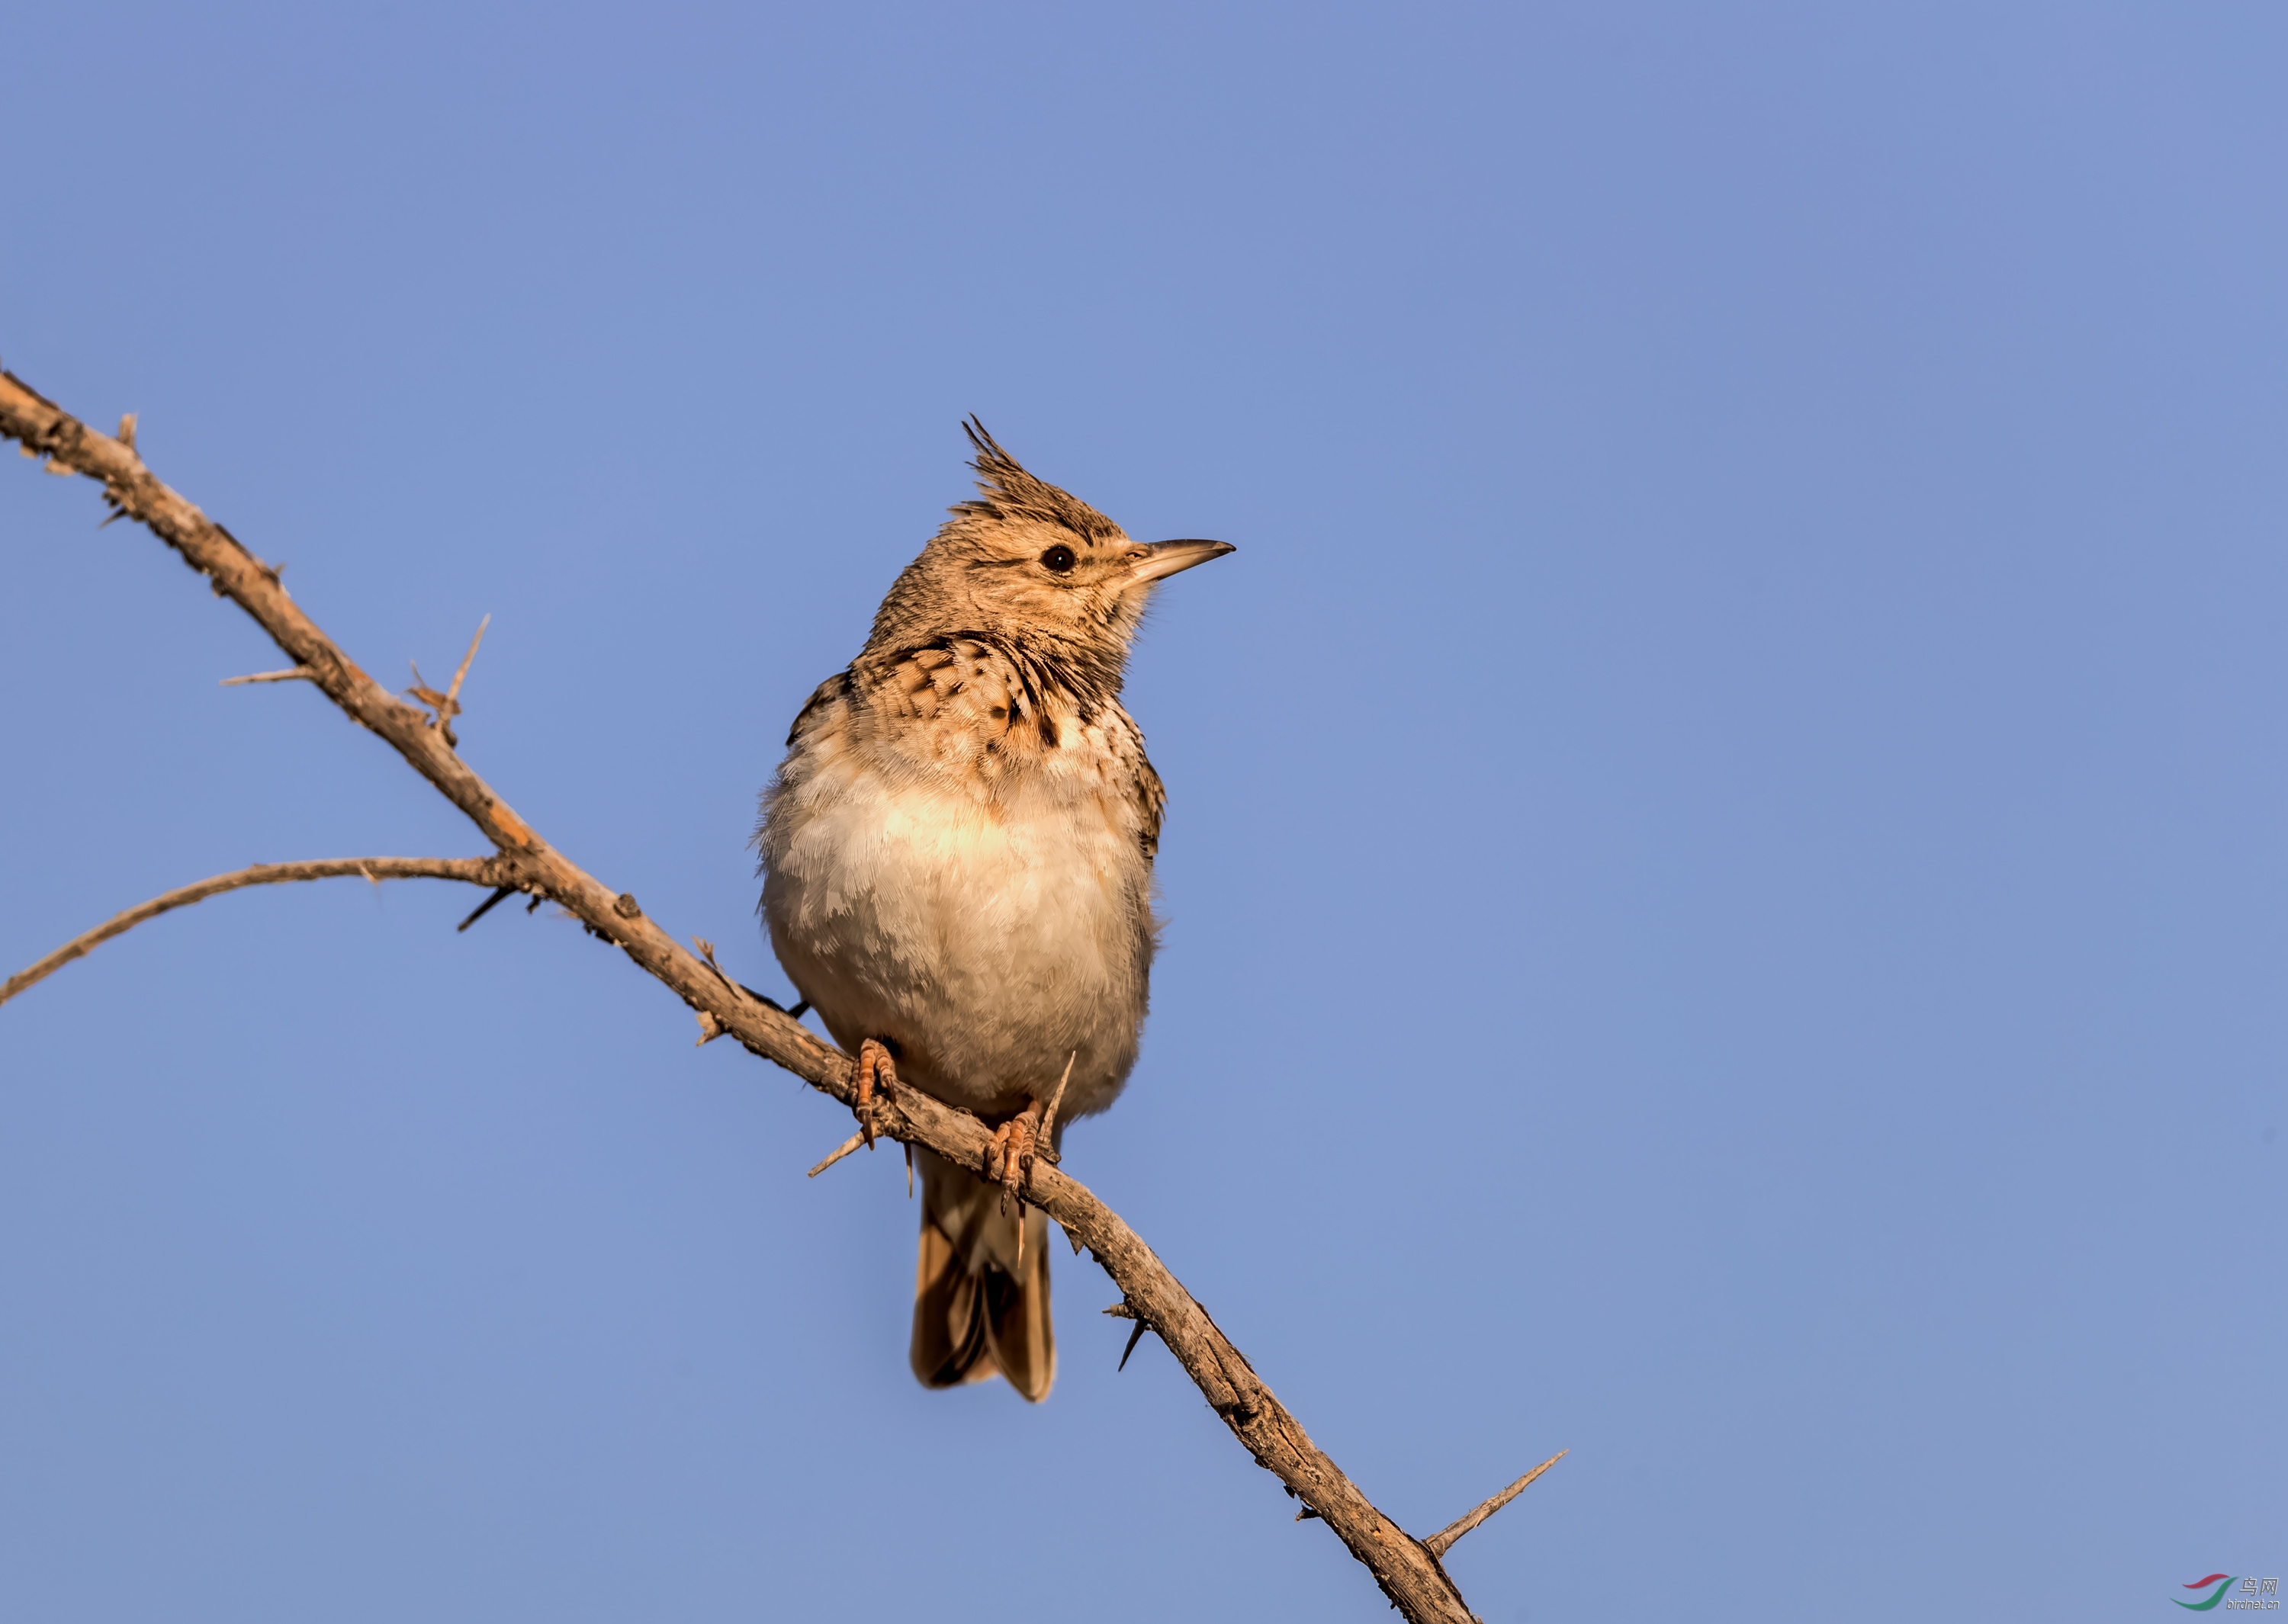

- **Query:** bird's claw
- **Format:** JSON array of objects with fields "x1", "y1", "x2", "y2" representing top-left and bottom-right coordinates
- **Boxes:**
[
  {"x1": 984, "y1": 1051, "x2": 1077, "y2": 1216},
  {"x1": 985, "y1": 1099, "x2": 1048, "y2": 1215},
  {"x1": 854, "y1": 1038, "x2": 898, "y2": 1147}
]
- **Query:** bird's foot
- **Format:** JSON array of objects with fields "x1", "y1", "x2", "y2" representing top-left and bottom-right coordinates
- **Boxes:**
[
  {"x1": 985, "y1": 1098, "x2": 1046, "y2": 1215},
  {"x1": 805, "y1": 1038, "x2": 903, "y2": 1179},
  {"x1": 854, "y1": 1037, "x2": 898, "y2": 1147},
  {"x1": 983, "y1": 1051, "x2": 1078, "y2": 1214}
]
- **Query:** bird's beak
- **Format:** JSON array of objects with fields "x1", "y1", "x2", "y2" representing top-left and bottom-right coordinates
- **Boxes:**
[{"x1": 1123, "y1": 538, "x2": 1236, "y2": 587}]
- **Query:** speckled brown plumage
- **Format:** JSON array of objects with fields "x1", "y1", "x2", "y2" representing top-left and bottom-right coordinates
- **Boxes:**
[{"x1": 756, "y1": 422, "x2": 1230, "y2": 1400}]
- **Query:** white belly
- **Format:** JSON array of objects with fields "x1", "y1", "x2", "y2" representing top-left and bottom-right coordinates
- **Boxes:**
[{"x1": 760, "y1": 753, "x2": 1154, "y2": 1122}]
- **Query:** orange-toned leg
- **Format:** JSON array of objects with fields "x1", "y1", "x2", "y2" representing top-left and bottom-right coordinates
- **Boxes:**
[{"x1": 854, "y1": 1037, "x2": 898, "y2": 1147}]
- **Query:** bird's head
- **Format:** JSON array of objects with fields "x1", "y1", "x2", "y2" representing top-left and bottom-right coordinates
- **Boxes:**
[{"x1": 864, "y1": 420, "x2": 1233, "y2": 702}]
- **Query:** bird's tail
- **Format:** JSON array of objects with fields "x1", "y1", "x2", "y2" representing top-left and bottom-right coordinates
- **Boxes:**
[{"x1": 911, "y1": 1146, "x2": 1055, "y2": 1401}]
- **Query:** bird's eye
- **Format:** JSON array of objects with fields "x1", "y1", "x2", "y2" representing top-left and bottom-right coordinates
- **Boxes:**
[{"x1": 1040, "y1": 545, "x2": 1076, "y2": 574}]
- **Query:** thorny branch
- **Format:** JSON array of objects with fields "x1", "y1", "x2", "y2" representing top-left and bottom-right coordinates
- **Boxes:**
[
  {"x1": 0, "y1": 368, "x2": 1560, "y2": 1624},
  {"x1": 1, "y1": 856, "x2": 514, "y2": 1008}
]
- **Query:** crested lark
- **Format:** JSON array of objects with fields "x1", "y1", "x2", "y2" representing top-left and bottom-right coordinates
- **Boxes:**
[{"x1": 757, "y1": 422, "x2": 1232, "y2": 1401}]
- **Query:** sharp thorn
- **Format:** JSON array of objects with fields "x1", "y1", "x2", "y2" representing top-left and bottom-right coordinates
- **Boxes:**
[
  {"x1": 737, "y1": 986, "x2": 809, "y2": 1022},
  {"x1": 1040, "y1": 1050, "x2": 1075, "y2": 1144},
  {"x1": 455, "y1": 884, "x2": 517, "y2": 932},
  {"x1": 806, "y1": 1131, "x2": 866, "y2": 1178},
  {"x1": 1422, "y1": 1449, "x2": 1570, "y2": 1558},
  {"x1": 1117, "y1": 1317, "x2": 1149, "y2": 1372}
]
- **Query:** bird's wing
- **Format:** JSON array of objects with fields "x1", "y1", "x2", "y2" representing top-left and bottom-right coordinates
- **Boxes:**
[
  {"x1": 1109, "y1": 708, "x2": 1166, "y2": 859},
  {"x1": 783, "y1": 669, "x2": 855, "y2": 748}
]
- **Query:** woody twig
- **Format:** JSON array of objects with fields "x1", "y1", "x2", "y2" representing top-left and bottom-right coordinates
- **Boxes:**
[{"x1": 2, "y1": 856, "x2": 512, "y2": 1008}]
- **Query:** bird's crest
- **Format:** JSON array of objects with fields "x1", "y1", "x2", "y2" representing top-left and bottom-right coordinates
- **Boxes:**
[{"x1": 953, "y1": 418, "x2": 1123, "y2": 541}]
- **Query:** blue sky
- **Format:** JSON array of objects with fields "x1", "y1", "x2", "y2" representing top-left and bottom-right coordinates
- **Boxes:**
[{"x1": 2, "y1": 4, "x2": 2283, "y2": 1619}]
